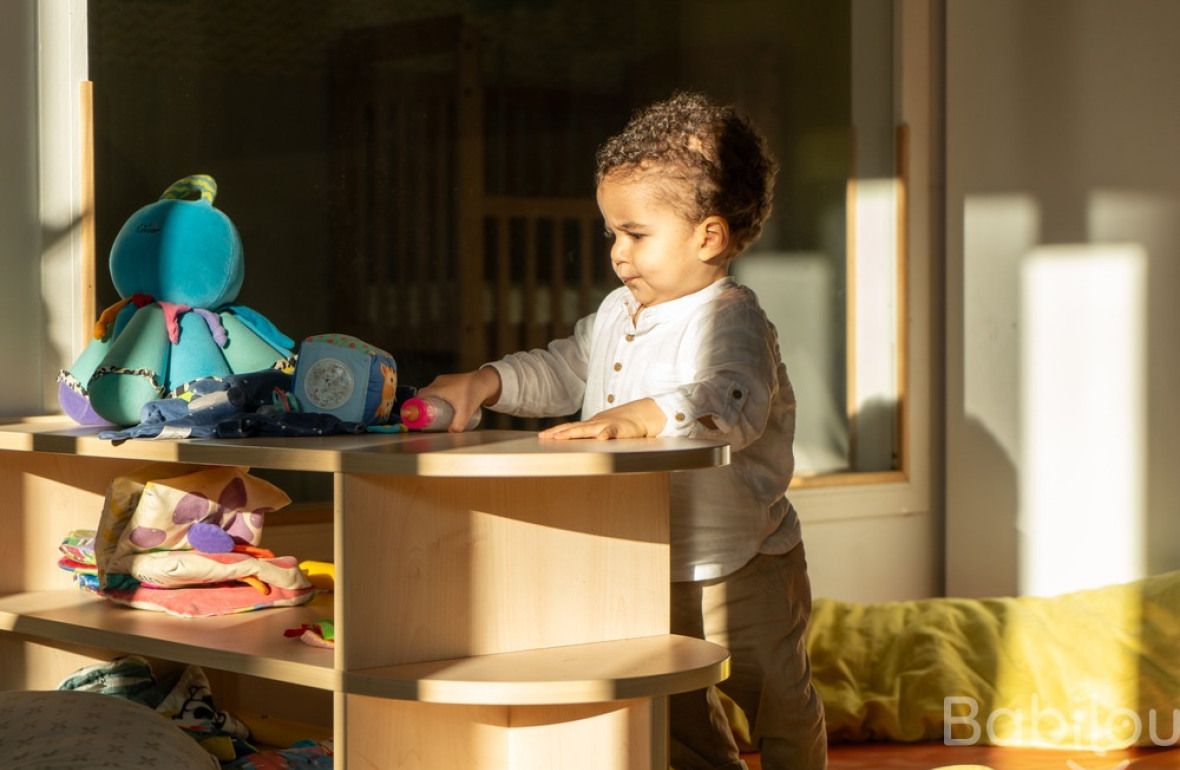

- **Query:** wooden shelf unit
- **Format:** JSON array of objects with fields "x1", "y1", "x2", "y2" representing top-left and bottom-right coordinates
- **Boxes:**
[{"x1": 0, "y1": 418, "x2": 730, "y2": 769}]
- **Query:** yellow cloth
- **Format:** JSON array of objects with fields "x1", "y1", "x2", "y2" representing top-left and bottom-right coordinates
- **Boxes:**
[{"x1": 808, "y1": 570, "x2": 1180, "y2": 750}]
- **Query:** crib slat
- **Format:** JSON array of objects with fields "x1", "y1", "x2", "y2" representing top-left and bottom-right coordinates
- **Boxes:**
[
  {"x1": 579, "y1": 215, "x2": 594, "y2": 318},
  {"x1": 551, "y1": 222, "x2": 567, "y2": 340},
  {"x1": 434, "y1": 92, "x2": 449, "y2": 336},
  {"x1": 496, "y1": 218, "x2": 512, "y2": 357},
  {"x1": 524, "y1": 217, "x2": 540, "y2": 350}
]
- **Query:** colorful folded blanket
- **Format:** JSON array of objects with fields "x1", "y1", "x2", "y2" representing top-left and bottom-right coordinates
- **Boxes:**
[{"x1": 95, "y1": 465, "x2": 313, "y2": 616}]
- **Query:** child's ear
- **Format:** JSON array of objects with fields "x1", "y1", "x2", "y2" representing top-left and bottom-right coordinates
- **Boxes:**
[{"x1": 697, "y1": 216, "x2": 730, "y2": 263}]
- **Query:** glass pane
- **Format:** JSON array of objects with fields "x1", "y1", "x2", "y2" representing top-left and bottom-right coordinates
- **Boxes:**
[{"x1": 88, "y1": 0, "x2": 898, "y2": 476}]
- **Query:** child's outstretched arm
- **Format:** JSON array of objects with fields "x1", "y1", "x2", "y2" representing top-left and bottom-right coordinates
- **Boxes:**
[
  {"x1": 416, "y1": 367, "x2": 502, "y2": 432},
  {"x1": 538, "y1": 398, "x2": 667, "y2": 441}
]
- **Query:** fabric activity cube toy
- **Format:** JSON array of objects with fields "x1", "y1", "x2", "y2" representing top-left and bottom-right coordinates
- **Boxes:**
[
  {"x1": 58, "y1": 174, "x2": 295, "y2": 426},
  {"x1": 291, "y1": 334, "x2": 398, "y2": 425}
]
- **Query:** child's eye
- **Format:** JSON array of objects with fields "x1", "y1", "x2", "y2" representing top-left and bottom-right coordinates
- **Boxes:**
[
  {"x1": 625, "y1": 231, "x2": 644, "y2": 241},
  {"x1": 602, "y1": 229, "x2": 615, "y2": 241}
]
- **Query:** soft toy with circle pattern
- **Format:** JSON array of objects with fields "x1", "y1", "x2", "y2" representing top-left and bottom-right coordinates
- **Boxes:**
[{"x1": 58, "y1": 174, "x2": 295, "y2": 426}]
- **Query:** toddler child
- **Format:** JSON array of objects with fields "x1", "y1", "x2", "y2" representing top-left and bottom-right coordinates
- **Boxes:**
[{"x1": 418, "y1": 91, "x2": 826, "y2": 770}]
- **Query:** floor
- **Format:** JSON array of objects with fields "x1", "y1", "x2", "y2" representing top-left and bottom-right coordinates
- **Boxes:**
[{"x1": 741, "y1": 743, "x2": 1180, "y2": 769}]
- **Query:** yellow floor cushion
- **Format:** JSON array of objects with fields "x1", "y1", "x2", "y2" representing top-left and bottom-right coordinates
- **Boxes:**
[{"x1": 808, "y1": 570, "x2": 1180, "y2": 750}]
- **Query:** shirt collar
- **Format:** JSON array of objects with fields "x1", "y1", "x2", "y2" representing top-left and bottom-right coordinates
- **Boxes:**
[{"x1": 622, "y1": 276, "x2": 734, "y2": 332}]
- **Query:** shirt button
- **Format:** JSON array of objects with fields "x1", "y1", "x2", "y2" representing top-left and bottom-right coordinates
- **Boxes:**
[
  {"x1": 607, "y1": 394, "x2": 615, "y2": 403},
  {"x1": 625, "y1": 334, "x2": 634, "y2": 342},
  {"x1": 675, "y1": 412, "x2": 686, "y2": 421},
  {"x1": 613, "y1": 362, "x2": 622, "y2": 372}
]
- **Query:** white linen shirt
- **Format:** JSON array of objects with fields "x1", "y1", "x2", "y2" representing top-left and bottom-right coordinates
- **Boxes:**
[{"x1": 487, "y1": 276, "x2": 800, "y2": 582}]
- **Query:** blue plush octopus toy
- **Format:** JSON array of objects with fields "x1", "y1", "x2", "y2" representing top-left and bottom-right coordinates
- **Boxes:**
[{"x1": 58, "y1": 175, "x2": 295, "y2": 426}]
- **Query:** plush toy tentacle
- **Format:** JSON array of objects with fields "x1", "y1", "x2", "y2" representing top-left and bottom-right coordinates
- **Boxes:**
[
  {"x1": 94, "y1": 294, "x2": 153, "y2": 340},
  {"x1": 94, "y1": 297, "x2": 133, "y2": 340},
  {"x1": 167, "y1": 311, "x2": 233, "y2": 393},
  {"x1": 157, "y1": 300, "x2": 192, "y2": 345},
  {"x1": 216, "y1": 311, "x2": 293, "y2": 375},
  {"x1": 223, "y1": 304, "x2": 295, "y2": 353},
  {"x1": 193, "y1": 308, "x2": 228, "y2": 347}
]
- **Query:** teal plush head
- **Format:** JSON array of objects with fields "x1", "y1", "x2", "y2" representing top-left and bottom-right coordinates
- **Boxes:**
[{"x1": 109, "y1": 175, "x2": 244, "y2": 308}]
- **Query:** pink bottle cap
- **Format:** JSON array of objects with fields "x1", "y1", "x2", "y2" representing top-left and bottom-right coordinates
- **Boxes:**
[{"x1": 400, "y1": 397, "x2": 435, "y2": 430}]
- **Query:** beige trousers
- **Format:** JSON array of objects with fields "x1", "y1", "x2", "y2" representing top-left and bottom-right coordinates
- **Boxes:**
[{"x1": 669, "y1": 544, "x2": 827, "y2": 770}]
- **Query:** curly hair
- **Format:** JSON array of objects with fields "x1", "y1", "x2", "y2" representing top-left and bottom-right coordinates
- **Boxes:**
[{"x1": 595, "y1": 92, "x2": 777, "y2": 259}]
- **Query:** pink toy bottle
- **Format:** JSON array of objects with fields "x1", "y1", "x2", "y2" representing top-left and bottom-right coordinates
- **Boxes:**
[{"x1": 400, "y1": 396, "x2": 481, "y2": 432}]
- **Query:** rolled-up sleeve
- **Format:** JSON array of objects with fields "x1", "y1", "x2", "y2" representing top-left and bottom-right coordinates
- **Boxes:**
[{"x1": 650, "y1": 308, "x2": 776, "y2": 452}]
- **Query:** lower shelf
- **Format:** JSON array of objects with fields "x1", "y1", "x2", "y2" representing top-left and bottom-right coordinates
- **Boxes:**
[
  {"x1": 1, "y1": 592, "x2": 729, "y2": 708},
  {"x1": 0, "y1": 590, "x2": 337, "y2": 689},
  {"x1": 347, "y1": 633, "x2": 730, "y2": 704}
]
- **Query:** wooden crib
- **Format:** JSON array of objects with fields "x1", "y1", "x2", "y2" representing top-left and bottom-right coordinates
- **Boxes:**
[{"x1": 327, "y1": 15, "x2": 618, "y2": 407}]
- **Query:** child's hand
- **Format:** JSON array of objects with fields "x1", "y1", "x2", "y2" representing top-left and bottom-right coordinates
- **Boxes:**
[
  {"x1": 539, "y1": 398, "x2": 666, "y2": 440},
  {"x1": 417, "y1": 367, "x2": 502, "y2": 432}
]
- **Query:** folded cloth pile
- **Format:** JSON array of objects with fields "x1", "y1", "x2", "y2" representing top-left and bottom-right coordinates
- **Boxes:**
[
  {"x1": 58, "y1": 528, "x2": 99, "y2": 592},
  {"x1": 95, "y1": 464, "x2": 314, "y2": 617},
  {"x1": 59, "y1": 655, "x2": 253, "y2": 761},
  {"x1": 58, "y1": 655, "x2": 335, "y2": 766}
]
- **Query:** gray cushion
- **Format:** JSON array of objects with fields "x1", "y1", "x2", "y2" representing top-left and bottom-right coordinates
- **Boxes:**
[{"x1": 0, "y1": 689, "x2": 219, "y2": 769}]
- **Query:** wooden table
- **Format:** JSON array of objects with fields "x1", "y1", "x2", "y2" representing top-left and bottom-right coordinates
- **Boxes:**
[{"x1": 0, "y1": 418, "x2": 730, "y2": 769}]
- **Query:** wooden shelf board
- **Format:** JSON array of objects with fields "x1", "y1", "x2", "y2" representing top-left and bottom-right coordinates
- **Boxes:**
[
  {"x1": 0, "y1": 591, "x2": 337, "y2": 690},
  {"x1": 0, "y1": 418, "x2": 727, "y2": 477},
  {"x1": 346, "y1": 634, "x2": 730, "y2": 705}
]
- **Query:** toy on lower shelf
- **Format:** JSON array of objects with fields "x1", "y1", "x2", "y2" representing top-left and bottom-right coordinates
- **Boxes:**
[
  {"x1": 57, "y1": 529, "x2": 98, "y2": 592},
  {"x1": 284, "y1": 620, "x2": 335, "y2": 649}
]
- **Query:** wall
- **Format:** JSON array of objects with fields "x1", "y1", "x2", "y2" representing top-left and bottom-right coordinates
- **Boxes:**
[
  {"x1": 0, "y1": 2, "x2": 41, "y2": 417},
  {"x1": 947, "y1": 0, "x2": 1180, "y2": 596},
  {"x1": 0, "y1": 1, "x2": 90, "y2": 418}
]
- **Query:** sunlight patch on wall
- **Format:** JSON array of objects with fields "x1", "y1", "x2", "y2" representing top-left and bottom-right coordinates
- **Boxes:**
[
  {"x1": 963, "y1": 194, "x2": 1040, "y2": 463},
  {"x1": 1019, "y1": 244, "x2": 1146, "y2": 597},
  {"x1": 850, "y1": 178, "x2": 899, "y2": 471}
]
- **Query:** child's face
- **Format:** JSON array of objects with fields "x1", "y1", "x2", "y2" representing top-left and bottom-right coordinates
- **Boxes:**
[{"x1": 597, "y1": 173, "x2": 726, "y2": 308}]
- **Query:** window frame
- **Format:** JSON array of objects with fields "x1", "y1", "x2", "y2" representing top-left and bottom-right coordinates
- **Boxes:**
[{"x1": 790, "y1": 0, "x2": 937, "y2": 527}]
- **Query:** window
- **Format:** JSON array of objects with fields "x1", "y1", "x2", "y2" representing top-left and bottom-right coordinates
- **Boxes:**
[{"x1": 86, "y1": 0, "x2": 908, "y2": 481}]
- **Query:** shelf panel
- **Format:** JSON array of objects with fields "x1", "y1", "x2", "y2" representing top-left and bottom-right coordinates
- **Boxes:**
[
  {"x1": 0, "y1": 418, "x2": 728, "y2": 477},
  {"x1": 346, "y1": 634, "x2": 729, "y2": 705},
  {"x1": 1, "y1": 594, "x2": 729, "y2": 706},
  {"x1": 0, "y1": 590, "x2": 337, "y2": 690}
]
